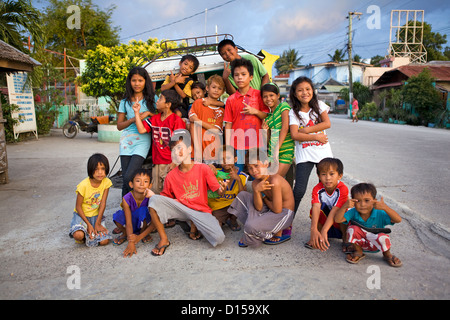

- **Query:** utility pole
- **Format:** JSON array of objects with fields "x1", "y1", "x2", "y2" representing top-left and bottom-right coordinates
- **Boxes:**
[{"x1": 347, "y1": 11, "x2": 362, "y2": 117}]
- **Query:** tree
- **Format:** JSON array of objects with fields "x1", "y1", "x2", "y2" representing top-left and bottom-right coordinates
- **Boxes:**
[
  {"x1": 339, "y1": 82, "x2": 372, "y2": 106},
  {"x1": 402, "y1": 69, "x2": 442, "y2": 124},
  {"x1": 275, "y1": 48, "x2": 302, "y2": 74},
  {"x1": 370, "y1": 54, "x2": 385, "y2": 67},
  {"x1": 328, "y1": 49, "x2": 346, "y2": 63},
  {"x1": 79, "y1": 38, "x2": 179, "y2": 111},
  {"x1": 0, "y1": 0, "x2": 42, "y2": 51},
  {"x1": 353, "y1": 54, "x2": 361, "y2": 63}
]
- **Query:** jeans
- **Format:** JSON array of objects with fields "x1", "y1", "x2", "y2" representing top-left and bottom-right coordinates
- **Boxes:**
[
  {"x1": 293, "y1": 161, "x2": 316, "y2": 214},
  {"x1": 120, "y1": 155, "x2": 145, "y2": 197}
]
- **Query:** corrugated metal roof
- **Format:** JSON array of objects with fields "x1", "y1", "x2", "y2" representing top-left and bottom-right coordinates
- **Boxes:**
[{"x1": 374, "y1": 64, "x2": 450, "y2": 87}]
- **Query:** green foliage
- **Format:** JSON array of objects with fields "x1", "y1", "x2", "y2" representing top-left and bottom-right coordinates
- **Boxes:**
[
  {"x1": 35, "y1": 102, "x2": 59, "y2": 135},
  {"x1": 359, "y1": 102, "x2": 378, "y2": 119},
  {"x1": 339, "y1": 82, "x2": 372, "y2": 106},
  {"x1": 275, "y1": 48, "x2": 302, "y2": 74},
  {"x1": 79, "y1": 38, "x2": 179, "y2": 111},
  {"x1": 328, "y1": 49, "x2": 346, "y2": 63},
  {"x1": 1, "y1": 94, "x2": 22, "y2": 142}
]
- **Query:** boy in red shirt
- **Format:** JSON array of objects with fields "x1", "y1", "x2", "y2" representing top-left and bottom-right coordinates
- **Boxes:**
[
  {"x1": 123, "y1": 129, "x2": 228, "y2": 257},
  {"x1": 224, "y1": 58, "x2": 269, "y2": 170}
]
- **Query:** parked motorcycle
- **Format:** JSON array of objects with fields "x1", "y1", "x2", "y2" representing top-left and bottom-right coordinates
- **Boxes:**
[{"x1": 62, "y1": 110, "x2": 112, "y2": 139}]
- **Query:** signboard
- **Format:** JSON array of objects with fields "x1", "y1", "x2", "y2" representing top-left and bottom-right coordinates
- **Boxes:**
[{"x1": 6, "y1": 72, "x2": 38, "y2": 139}]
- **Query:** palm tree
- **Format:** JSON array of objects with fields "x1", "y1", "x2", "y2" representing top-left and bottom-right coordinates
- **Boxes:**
[
  {"x1": 275, "y1": 48, "x2": 303, "y2": 74},
  {"x1": 328, "y1": 49, "x2": 346, "y2": 62},
  {"x1": 0, "y1": 0, "x2": 42, "y2": 51}
]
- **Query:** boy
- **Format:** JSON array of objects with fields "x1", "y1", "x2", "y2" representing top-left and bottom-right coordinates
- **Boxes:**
[
  {"x1": 112, "y1": 169, "x2": 154, "y2": 247},
  {"x1": 335, "y1": 183, "x2": 403, "y2": 267},
  {"x1": 189, "y1": 74, "x2": 226, "y2": 162},
  {"x1": 123, "y1": 129, "x2": 228, "y2": 257},
  {"x1": 208, "y1": 145, "x2": 249, "y2": 230},
  {"x1": 305, "y1": 158, "x2": 349, "y2": 252},
  {"x1": 133, "y1": 90, "x2": 185, "y2": 194},
  {"x1": 161, "y1": 54, "x2": 199, "y2": 119},
  {"x1": 218, "y1": 39, "x2": 269, "y2": 94},
  {"x1": 227, "y1": 149, "x2": 295, "y2": 247},
  {"x1": 224, "y1": 58, "x2": 270, "y2": 171}
]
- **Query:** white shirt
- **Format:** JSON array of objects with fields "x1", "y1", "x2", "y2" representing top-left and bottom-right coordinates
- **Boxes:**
[{"x1": 289, "y1": 100, "x2": 333, "y2": 164}]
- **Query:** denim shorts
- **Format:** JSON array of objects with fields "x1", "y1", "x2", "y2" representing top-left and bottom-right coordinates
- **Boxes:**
[{"x1": 69, "y1": 212, "x2": 112, "y2": 247}]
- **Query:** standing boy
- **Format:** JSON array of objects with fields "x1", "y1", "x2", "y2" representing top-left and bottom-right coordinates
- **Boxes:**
[
  {"x1": 224, "y1": 58, "x2": 270, "y2": 171},
  {"x1": 218, "y1": 39, "x2": 269, "y2": 94},
  {"x1": 305, "y1": 158, "x2": 349, "y2": 252}
]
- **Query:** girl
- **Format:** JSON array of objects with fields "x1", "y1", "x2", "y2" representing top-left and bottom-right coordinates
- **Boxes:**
[
  {"x1": 260, "y1": 82, "x2": 294, "y2": 179},
  {"x1": 69, "y1": 153, "x2": 113, "y2": 247},
  {"x1": 117, "y1": 67, "x2": 157, "y2": 197},
  {"x1": 289, "y1": 76, "x2": 333, "y2": 214}
]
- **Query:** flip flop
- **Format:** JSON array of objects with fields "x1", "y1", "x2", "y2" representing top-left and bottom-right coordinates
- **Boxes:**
[
  {"x1": 226, "y1": 219, "x2": 241, "y2": 231},
  {"x1": 264, "y1": 234, "x2": 291, "y2": 245},
  {"x1": 346, "y1": 252, "x2": 366, "y2": 264},
  {"x1": 384, "y1": 255, "x2": 403, "y2": 267},
  {"x1": 151, "y1": 242, "x2": 171, "y2": 256},
  {"x1": 113, "y1": 235, "x2": 127, "y2": 246},
  {"x1": 238, "y1": 240, "x2": 248, "y2": 248}
]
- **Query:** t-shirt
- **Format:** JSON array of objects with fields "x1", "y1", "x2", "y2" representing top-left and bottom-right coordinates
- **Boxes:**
[
  {"x1": 162, "y1": 74, "x2": 194, "y2": 116},
  {"x1": 352, "y1": 99, "x2": 359, "y2": 111},
  {"x1": 265, "y1": 101, "x2": 294, "y2": 158},
  {"x1": 160, "y1": 163, "x2": 221, "y2": 214},
  {"x1": 227, "y1": 54, "x2": 268, "y2": 90},
  {"x1": 223, "y1": 87, "x2": 269, "y2": 150},
  {"x1": 123, "y1": 191, "x2": 149, "y2": 212},
  {"x1": 288, "y1": 100, "x2": 333, "y2": 164},
  {"x1": 75, "y1": 177, "x2": 112, "y2": 217},
  {"x1": 208, "y1": 168, "x2": 249, "y2": 211},
  {"x1": 142, "y1": 112, "x2": 186, "y2": 164},
  {"x1": 344, "y1": 208, "x2": 394, "y2": 229},
  {"x1": 312, "y1": 181, "x2": 348, "y2": 229},
  {"x1": 189, "y1": 99, "x2": 224, "y2": 160}
]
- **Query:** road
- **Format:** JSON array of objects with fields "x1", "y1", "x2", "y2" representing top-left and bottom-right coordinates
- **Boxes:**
[{"x1": 0, "y1": 119, "x2": 448, "y2": 303}]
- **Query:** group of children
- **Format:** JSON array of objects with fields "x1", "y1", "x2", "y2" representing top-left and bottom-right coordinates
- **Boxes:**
[{"x1": 69, "y1": 39, "x2": 403, "y2": 267}]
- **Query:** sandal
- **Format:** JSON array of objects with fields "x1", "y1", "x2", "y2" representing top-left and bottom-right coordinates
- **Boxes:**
[
  {"x1": 151, "y1": 242, "x2": 171, "y2": 256},
  {"x1": 164, "y1": 219, "x2": 176, "y2": 228},
  {"x1": 226, "y1": 219, "x2": 241, "y2": 231},
  {"x1": 264, "y1": 235, "x2": 291, "y2": 245},
  {"x1": 346, "y1": 252, "x2": 366, "y2": 264},
  {"x1": 384, "y1": 255, "x2": 403, "y2": 267},
  {"x1": 141, "y1": 234, "x2": 152, "y2": 244},
  {"x1": 113, "y1": 235, "x2": 127, "y2": 246}
]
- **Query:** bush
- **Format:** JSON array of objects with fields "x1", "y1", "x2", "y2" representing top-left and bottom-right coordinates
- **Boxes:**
[
  {"x1": 35, "y1": 102, "x2": 59, "y2": 135},
  {"x1": 359, "y1": 102, "x2": 378, "y2": 119},
  {"x1": 1, "y1": 94, "x2": 22, "y2": 143}
]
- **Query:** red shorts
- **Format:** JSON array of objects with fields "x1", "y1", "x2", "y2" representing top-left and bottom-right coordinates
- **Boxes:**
[{"x1": 347, "y1": 225, "x2": 391, "y2": 252}]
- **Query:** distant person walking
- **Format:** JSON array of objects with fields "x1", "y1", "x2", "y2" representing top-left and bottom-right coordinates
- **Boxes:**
[{"x1": 351, "y1": 97, "x2": 359, "y2": 123}]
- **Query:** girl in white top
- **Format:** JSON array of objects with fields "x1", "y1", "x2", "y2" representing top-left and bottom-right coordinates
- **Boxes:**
[{"x1": 289, "y1": 76, "x2": 333, "y2": 214}]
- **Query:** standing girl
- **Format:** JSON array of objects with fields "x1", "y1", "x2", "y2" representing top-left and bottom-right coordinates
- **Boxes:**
[
  {"x1": 117, "y1": 67, "x2": 157, "y2": 197},
  {"x1": 69, "y1": 153, "x2": 113, "y2": 247},
  {"x1": 289, "y1": 77, "x2": 333, "y2": 214},
  {"x1": 260, "y1": 82, "x2": 294, "y2": 178}
]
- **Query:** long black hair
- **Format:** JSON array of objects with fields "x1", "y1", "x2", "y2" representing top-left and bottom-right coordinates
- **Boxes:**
[
  {"x1": 289, "y1": 76, "x2": 321, "y2": 125},
  {"x1": 123, "y1": 66, "x2": 156, "y2": 113}
]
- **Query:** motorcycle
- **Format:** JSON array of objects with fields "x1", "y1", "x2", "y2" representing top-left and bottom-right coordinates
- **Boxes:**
[{"x1": 62, "y1": 110, "x2": 113, "y2": 139}]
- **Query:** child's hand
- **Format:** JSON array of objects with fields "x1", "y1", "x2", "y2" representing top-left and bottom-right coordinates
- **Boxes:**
[
  {"x1": 95, "y1": 223, "x2": 108, "y2": 237},
  {"x1": 87, "y1": 224, "x2": 95, "y2": 239},
  {"x1": 372, "y1": 197, "x2": 388, "y2": 211},
  {"x1": 217, "y1": 179, "x2": 229, "y2": 195},
  {"x1": 254, "y1": 176, "x2": 273, "y2": 193},
  {"x1": 145, "y1": 188, "x2": 155, "y2": 198},
  {"x1": 222, "y1": 62, "x2": 231, "y2": 79},
  {"x1": 314, "y1": 133, "x2": 329, "y2": 144},
  {"x1": 241, "y1": 102, "x2": 258, "y2": 115},
  {"x1": 261, "y1": 119, "x2": 269, "y2": 130},
  {"x1": 174, "y1": 72, "x2": 187, "y2": 84},
  {"x1": 346, "y1": 198, "x2": 358, "y2": 209},
  {"x1": 123, "y1": 242, "x2": 137, "y2": 258},
  {"x1": 132, "y1": 101, "x2": 141, "y2": 114}
]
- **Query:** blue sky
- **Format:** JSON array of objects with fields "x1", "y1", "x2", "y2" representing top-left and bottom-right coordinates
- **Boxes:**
[{"x1": 36, "y1": 0, "x2": 450, "y2": 64}]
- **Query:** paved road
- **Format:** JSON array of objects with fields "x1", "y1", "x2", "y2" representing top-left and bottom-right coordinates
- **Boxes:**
[{"x1": 0, "y1": 122, "x2": 448, "y2": 302}]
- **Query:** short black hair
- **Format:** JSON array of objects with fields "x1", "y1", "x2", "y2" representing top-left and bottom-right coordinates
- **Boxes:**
[
  {"x1": 87, "y1": 153, "x2": 110, "y2": 179},
  {"x1": 181, "y1": 54, "x2": 199, "y2": 72},
  {"x1": 217, "y1": 39, "x2": 236, "y2": 53},
  {"x1": 316, "y1": 157, "x2": 344, "y2": 175},
  {"x1": 169, "y1": 129, "x2": 192, "y2": 150},
  {"x1": 160, "y1": 90, "x2": 181, "y2": 112},
  {"x1": 231, "y1": 58, "x2": 254, "y2": 77},
  {"x1": 191, "y1": 81, "x2": 206, "y2": 91},
  {"x1": 351, "y1": 183, "x2": 377, "y2": 199},
  {"x1": 131, "y1": 168, "x2": 151, "y2": 182}
]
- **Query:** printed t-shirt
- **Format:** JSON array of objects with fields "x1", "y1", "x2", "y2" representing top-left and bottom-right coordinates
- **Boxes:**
[
  {"x1": 75, "y1": 177, "x2": 112, "y2": 217},
  {"x1": 160, "y1": 163, "x2": 221, "y2": 214},
  {"x1": 142, "y1": 112, "x2": 185, "y2": 164},
  {"x1": 208, "y1": 168, "x2": 249, "y2": 211},
  {"x1": 118, "y1": 98, "x2": 155, "y2": 158},
  {"x1": 265, "y1": 101, "x2": 294, "y2": 159},
  {"x1": 227, "y1": 54, "x2": 268, "y2": 90},
  {"x1": 189, "y1": 99, "x2": 224, "y2": 160},
  {"x1": 223, "y1": 87, "x2": 269, "y2": 150},
  {"x1": 288, "y1": 100, "x2": 333, "y2": 164},
  {"x1": 312, "y1": 181, "x2": 348, "y2": 229},
  {"x1": 344, "y1": 208, "x2": 394, "y2": 229}
]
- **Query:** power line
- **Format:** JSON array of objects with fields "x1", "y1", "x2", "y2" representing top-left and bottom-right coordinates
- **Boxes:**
[{"x1": 120, "y1": 0, "x2": 236, "y2": 41}]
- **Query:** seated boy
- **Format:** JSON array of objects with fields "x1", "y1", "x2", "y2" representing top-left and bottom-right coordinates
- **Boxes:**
[
  {"x1": 227, "y1": 149, "x2": 295, "y2": 247},
  {"x1": 189, "y1": 74, "x2": 226, "y2": 163},
  {"x1": 161, "y1": 54, "x2": 199, "y2": 119},
  {"x1": 112, "y1": 169, "x2": 154, "y2": 247},
  {"x1": 305, "y1": 158, "x2": 349, "y2": 252},
  {"x1": 335, "y1": 183, "x2": 403, "y2": 267},
  {"x1": 218, "y1": 39, "x2": 269, "y2": 94},
  {"x1": 208, "y1": 145, "x2": 249, "y2": 230},
  {"x1": 123, "y1": 129, "x2": 228, "y2": 257}
]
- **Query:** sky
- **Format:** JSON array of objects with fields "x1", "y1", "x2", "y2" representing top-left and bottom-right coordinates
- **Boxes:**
[{"x1": 35, "y1": 0, "x2": 450, "y2": 66}]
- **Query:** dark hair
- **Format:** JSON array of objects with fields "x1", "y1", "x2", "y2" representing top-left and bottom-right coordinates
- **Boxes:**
[
  {"x1": 351, "y1": 183, "x2": 377, "y2": 199},
  {"x1": 261, "y1": 82, "x2": 280, "y2": 96},
  {"x1": 169, "y1": 129, "x2": 191, "y2": 149},
  {"x1": 181, "y1": 54, "x2": 199, "y2": 73},
  {"x1": 289, "y1": 76, "x2": 321, "y2": 125},
  {"x1": 191, "y1": 81, "x2": 206, "y2": 91},
  {"x1": 316, "y1": 157, "x2": 344, "y2": 175},
  {"x1": 217, "y1": 39, "x2": 236, "y2": 53},
  {"x1": 87, "y1": 153, "x2": 110, "y2": 179},
  {"x1": 124, "y1": 67, "x2": 156, "y2": 113},
  {"x1": 131, "y1": 168, "x2": 151, "y2": 182},
  {"x1": 231, "y1": 58, "x2": 254, "y2": 77},
  {"x1": 160, "y1": 90, "x2": 181, "y2": 112}
]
